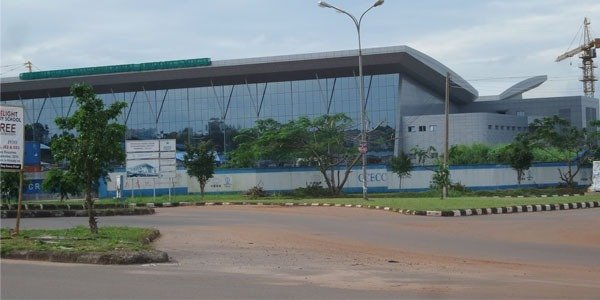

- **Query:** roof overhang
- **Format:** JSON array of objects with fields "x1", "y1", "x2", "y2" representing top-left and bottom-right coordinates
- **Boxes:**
[{"x1": 1, "y1": 46, "x2": 478, "y2": 104}]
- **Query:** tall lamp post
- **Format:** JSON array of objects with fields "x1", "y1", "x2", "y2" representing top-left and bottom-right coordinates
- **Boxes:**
[{"x1": 318, "y1": 0, "x2": 384, "y2": 200}]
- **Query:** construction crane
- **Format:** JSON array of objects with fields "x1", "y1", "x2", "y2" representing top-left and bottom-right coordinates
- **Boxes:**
[{"x1": 556, "y1": 17, "x2": 600, "y2": 98}]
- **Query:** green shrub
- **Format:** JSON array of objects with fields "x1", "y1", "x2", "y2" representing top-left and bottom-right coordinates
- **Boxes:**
[
  {"x1": 292, "y1": 183, "x2": 332, "y2": 198},
  {"x1": 243, "y1": 186, "x2": 268, "y2": 199}
]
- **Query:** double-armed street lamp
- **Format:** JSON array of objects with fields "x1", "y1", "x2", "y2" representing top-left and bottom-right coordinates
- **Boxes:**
[{"x1": 318, "y1": 0, "x2": 384, "y2": 200}]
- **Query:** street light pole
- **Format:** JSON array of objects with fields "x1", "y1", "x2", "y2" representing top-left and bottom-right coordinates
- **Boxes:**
[{"x1": 318, "y1": 0, "x2": 384, "y2": 200}]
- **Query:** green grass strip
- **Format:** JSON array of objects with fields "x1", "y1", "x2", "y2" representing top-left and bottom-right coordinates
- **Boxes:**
[{"x1": 0, "y1": 226, "x2": 157, "y2": 256}]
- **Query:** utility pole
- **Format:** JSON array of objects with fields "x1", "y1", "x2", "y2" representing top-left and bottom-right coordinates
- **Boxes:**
[
  {"x1": 319, "y1": 0, "x2": 384, "y2": 201},
  {"x1": 443, "y1": 72, "x2": 450, "y2": 199}
]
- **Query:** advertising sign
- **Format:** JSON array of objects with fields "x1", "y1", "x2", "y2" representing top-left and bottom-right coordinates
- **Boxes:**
[
  {"x1": 0, "y1": 105, "x2": 24, "y2": 170},
  {"x1": 127, "y1": 152, "x2": 160, "y2": 160},
  {"x1": 159, "y1": 139, "x2": 176, "y2": 152},
  {"x1": 126, "y1": 139, "x2": 176, "y2": 178},
  {"x1": 126, "y1": 159, "x2": 160, "y2": 177},
  {"x1": 126, "y1": 140, "x2": 159, "y2": 153},
  {"x1": 592, "y1": 161, "x2": 600, "y2": 192}
]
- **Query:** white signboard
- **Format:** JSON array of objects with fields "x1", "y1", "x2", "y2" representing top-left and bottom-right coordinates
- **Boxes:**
[
  {"x1": 160, "y1": 139, "x2": 176, "y2": 152},
  {"x1": 0, "y1": 105, "x2": 24, "y2": 170},
  {"x1": 126, "y1": 159, "x2": 160, "y2": 177},
  {"x1": 160, "y1": 165, "x2": 177, "y2": 172},
  {"x1": 127, "y1": 152, "x2": 160, "y2": 160},
  {"x1": 126, "y1": 140, "x2": 159, "y2": 153},
  {"x1": 126, "y1": 139, "x2": 176, "y2": 178},
  {"x1": 159, "y1": 151, "x2": 176, "y2": 159},
  {"x1": 591, "y1": 161, "x2": 600, "y2": 192}
]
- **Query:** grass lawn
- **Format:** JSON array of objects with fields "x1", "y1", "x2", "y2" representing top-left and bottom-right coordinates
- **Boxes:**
[
  {"x1": 105, "y1": 195, "x2": 600, "y2": 210},
  {"x1": 0, "y1": 226, "x2": 157, "y2": 256},
  {"x1": 20, "y1": 193, "x2": 596, "y2": 212}
]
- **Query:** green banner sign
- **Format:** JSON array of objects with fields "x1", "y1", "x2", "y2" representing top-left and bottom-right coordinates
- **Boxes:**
[{"x1": 19, "y1": 58, "x2": 211, "y2": 80}]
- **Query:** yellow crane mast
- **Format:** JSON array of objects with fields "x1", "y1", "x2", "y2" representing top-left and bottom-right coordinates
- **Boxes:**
[{"x1": 556, "y1": 17, "x2": 600, "y2": 98}]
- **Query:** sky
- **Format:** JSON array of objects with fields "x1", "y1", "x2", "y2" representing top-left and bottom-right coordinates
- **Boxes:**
[{"x1": 1, "y1": 0, "x2": 599, "y2": 98}]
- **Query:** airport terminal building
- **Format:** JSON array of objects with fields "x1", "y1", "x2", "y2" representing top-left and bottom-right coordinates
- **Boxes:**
[{"x1": 1, "y1": 45, "x2": 599, "y2": 161}]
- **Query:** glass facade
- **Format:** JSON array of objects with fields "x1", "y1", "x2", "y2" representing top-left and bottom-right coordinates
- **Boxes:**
[{"x1": 3, "y1": 73, "x2": 399, "y2": 154}]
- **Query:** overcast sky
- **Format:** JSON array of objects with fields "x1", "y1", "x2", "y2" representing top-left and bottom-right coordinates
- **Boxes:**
[{"x1": 1, "y1": 0, "x2": 599, "y2": 98}]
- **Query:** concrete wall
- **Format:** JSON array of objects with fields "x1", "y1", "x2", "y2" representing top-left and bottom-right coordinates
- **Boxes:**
[
  {"x1": 461, "y1": 96, "x2": 597, "y2": 129},
  {"x1": 401, "y1": 113, "x2": 528, "y2": 155},
  {"x1": 99, "y1": 163, "x2": 593, "y2": 198}
]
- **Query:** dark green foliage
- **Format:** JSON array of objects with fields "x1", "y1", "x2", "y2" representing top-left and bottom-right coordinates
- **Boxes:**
[
  {"x1": 447, "y1": 142, "x2": 579, "y2": 165},
  {"x1": 0, "y1": 226, "x2": 157, "y2": 256},
  {"x1": 525, "y1": 116, "x2": 600, "y2": 189},
  {"x1": 42, "y1": 169, "x2": 82, "y2": 201},
  {"x1": 410, "y1": 146, "x2": 437, "y2": 166},
  {"x1": 51, "y1": 83, "x2": 127, "y2": 234},
  {"x1": 498, "y1": 137, "x2": 534, "y2": 185},
  {"x1": 389, "y1": 152, "x2": 412, "y2": 189},
  {"x1": 430, "y1": 163, "x2": 450, "y2": 199},
  {"x1": 292, "y1": 182, "x2": 332, "y2": 198},
  {"x1": 243, "y1": 186, "x2": 268, "y2": 198},
  {"x1": 449, "y1": 143, "x2": 494, "y2": 165},
  {"x1": 183, "y1": 142, "x2": 216, "y2": 198},
  {"x1": 228, "y1": 113, "x2": 361, "y2": 195},
  {"x1": 298, "y1": 114, "x2": 361, "y2": 195},
  {"x1": 449, "y1": 182, "x2": 469, "y2": 193},
  {"x1": 0, "y1": 171, "x2": 20, "y2": 203},
  {"x1": 228, "y1": 119, "x2": 293, "y2": 167}
]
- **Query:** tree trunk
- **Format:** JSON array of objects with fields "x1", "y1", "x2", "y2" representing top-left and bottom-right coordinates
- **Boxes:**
[
  {"x1": 319, "y1": 167, "x2": 335, "y2": 195},
  {"x1": 86, "y1": 189, "x2": 98, "y2": 234},
  {"x1": 200, "y1": 181, "x2": 205, "y2": 199},
  {"x1": 558, "y1": 163, "x2": 580, "y2": 192}
]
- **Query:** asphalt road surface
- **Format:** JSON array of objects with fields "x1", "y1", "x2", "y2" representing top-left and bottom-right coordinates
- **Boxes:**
[{"x1": 2, "y1": 205, "x2": 599, "y2": 299}]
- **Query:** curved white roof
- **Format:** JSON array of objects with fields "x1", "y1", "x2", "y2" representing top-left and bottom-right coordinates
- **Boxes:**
[{"x1": 499, "y1": 75, "x2": 547, "y2": 100}]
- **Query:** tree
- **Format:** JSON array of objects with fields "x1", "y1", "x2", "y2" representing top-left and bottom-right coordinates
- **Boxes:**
[
  {"x1": 228, "y1": 119, "x2": 288, "y2": 168},
  {"x1": 410, "y1": 145, "x2": 437, "y2": 166},
  {"x1": 297, "y1": 114, "x2": 361, "y2": 195},
  {"x1": 228, "y1": 113, "x2": 361, "y2": 195},
  {"x1": 389, "y1": 152, "x2": 412, "y2": 189},
  {"x1": 430, "y1": 162, "x2": 450, "y2": 199},
  {"x1": 51, "y1": 83, "x2": 127, "y2": 234},
  {"x1": 183, "y1": 142, "x2": 216, "y2": 198},
  {"x1": 0, "y1": 171, "x2": 20, "y2": 204},
  {"x1": 526, "y1": 116, "x2": 600, "y2": 189},
  {"x1": 449, "y1": 143, "x2": 494, "y2": 165},
  {"x1": 499, "y1": 137, "x2": 534, "y2": 185},
  {"x1": 42, "y1": 169, "x2": 82, "y2": 201}
]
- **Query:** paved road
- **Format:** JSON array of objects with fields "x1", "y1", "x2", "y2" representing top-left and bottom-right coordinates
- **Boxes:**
[{"x1": 2, "y1": 206, "x2": 600, "y2": 299}]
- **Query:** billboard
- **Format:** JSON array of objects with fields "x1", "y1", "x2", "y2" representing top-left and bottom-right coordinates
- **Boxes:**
[
  {"x1": 126, "y1": 139, "x2": 176, "y2": 178},
  {"x1": 0, "y1": 105, "x2": 24, "y2": 170}
]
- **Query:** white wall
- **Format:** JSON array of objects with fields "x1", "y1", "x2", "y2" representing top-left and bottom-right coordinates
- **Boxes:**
[{"x1": 103, "y1": 163, "x2": 593, "y2": 195}]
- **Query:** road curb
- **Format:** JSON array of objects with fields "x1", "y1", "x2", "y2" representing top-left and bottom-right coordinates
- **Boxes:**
[
  {"x1": 382, "y1": 200, "x2": 600, "y2": 217},
  {"x1": 3, "y1": 199, "x2": 598, "y2": 218},
  {"x1": 185, "y1": 199, "x2": 600, "y2": 217}
]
